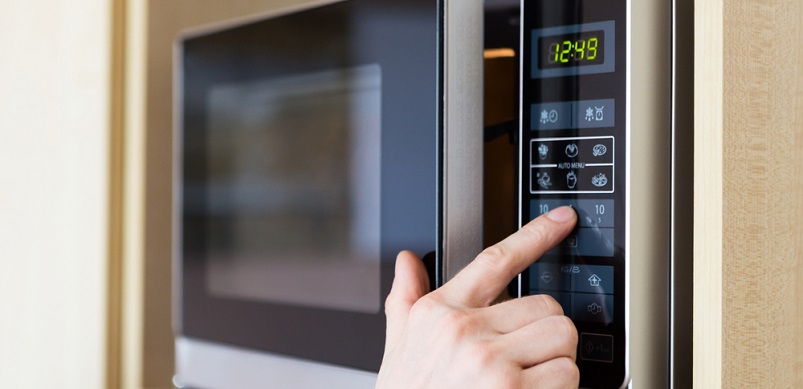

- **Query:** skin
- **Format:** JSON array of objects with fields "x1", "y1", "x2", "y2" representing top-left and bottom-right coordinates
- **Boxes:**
[{"x1": 377, "y1": 206, "x2": 580, "y2": 389}]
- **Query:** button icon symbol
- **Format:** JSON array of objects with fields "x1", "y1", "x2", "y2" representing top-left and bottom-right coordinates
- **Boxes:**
[
  {"x1": 537, "y1": 172, "x2": 552, "y2": 189},
  {"x1": 581, "y1": 333, "x2": 614, "y2": 363},
  {"x1": 587, "y1": 303, "x2": 603, "y2": 315},
  {"x1": 538, "y1": 144, "x2": 549, "y2": 160},
  {"x1": 588, "y1": 274, "x2": 602, "y2": 287},
  {"x1": 585, "y1": 107, "x2": 594, "y2": 122},
  {"x1": 592, "y1": 144, "x2": 608, "y2": 157},
  {"x1": 566, "y1": 171, "x2": 577, "y2": 189},
  {"x1": 585, "y1": 340, "x2": 596, "y2": 354},
  {"x1": 585, "y1": 106, "x2": 606, "y2": 122},
  {"x1": 540, "y1": 271, "x2": 553, "y2": 284},
  {"x1": 540, "y1": 109, "x2": 559, "y2": 124},
  {"x1": 591, "y1": 173, "x2": 608, "y2": 187},
  {"x1": 595, "y1": 106, "x2": 605, "y2": 121},
  {"x1": 565, "y1": 144, "x2": 579, "y2": 158}
]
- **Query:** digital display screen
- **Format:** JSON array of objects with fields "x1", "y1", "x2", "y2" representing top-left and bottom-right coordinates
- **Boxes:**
[
  {"x1": 531, "y1": 20, "x2": 615, "y2": 78},
  {"x1": 538, "y1": 31, "x2": 605, "y2": 69}
]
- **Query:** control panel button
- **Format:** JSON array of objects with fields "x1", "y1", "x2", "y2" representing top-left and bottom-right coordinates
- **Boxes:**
[
  {"x1": 580, "y1": 333, "x2": 614, "y2": 363},
  {"x1": 529, "y1": 99, "x2": 616, "y2": 131},
  {"x1": 530, "y1": 199, "x2": 615, "y2": 228},
  {"x1": 530, "y1": 136, "x2": 614, "y2": 165},
  {"x1": 570, "y1": 293, "x2": 614, "y2": 324},
  {"x1": 529, "y1": 264, "x2": 614, "y2": 294},
  {"x1": 530, "y1": 136, "x2": 614, "y2": 194},
  {"x1": 535, "y1": 292, "x2": 614, "y2": 325},
  {"x1": 576, "y1": 99, "x2": 615, "y2": 129},
  {"x1": 546, "y1": 227, "x2": 615, "y2": 257},
  {"x1": 578, "y1": 137, "x2": 613, "y2": 163},
  {"x1": 583, "y1": 166, "x2": 614, "y2": 192},
  {"x1": 530, "y1": 102, "x2": 574, "y2": 130},
  {"x1": 530, "y1": 166, "x2": 614, "y2": 194}
]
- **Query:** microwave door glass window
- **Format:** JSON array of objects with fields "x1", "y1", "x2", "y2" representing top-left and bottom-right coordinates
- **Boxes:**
[{"x1": 193, "y1": 64, "x2": 382, "y2": 313}]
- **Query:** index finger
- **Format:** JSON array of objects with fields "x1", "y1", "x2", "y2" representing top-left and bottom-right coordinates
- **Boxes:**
[{"x1": 437, "y1": 206, "x2": 577, "y2": 308}]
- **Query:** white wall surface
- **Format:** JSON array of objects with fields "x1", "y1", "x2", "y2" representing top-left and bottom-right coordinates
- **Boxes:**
[{"x1": 0, "y1": 1, "x2": 111, "y2": 388}]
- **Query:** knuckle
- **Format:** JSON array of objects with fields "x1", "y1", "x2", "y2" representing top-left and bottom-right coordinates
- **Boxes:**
[
  {"x1": 478, "y1": 244, "x2": 509, "y2": 266},
  {"x1": 549, "y1": 315, "x2": 579, "y2": 347},
  {"x1": 383, "y1": 297, "x2": 395, "y2": 317},
  {"x1": 439, "y1": 309, "x2": 475, "y2": 339},
  {"x1": 407, "y1": 295, "x2": 438, "y2": 319},
  {"x1": 383, "y1": 292, "x2": 402, "y2": 315},
  {"x1": 553, "y1": 357, "x2": 580, "y2": 386},
  {"x1": 495, "y1": 366, "x2": 523, "y2": 389},
  {"x1": 532, "y1": 294, "x2": 564, "y2": 316},
  {"x1": 470, "y1": 339, "x2": 499, "y2": 368},
  {"x1": 475, "y1": 243, "x2": 515, "y2": 279},
  {"x1": 520, "y1": 222, "x2": 548, "y2": 243}
]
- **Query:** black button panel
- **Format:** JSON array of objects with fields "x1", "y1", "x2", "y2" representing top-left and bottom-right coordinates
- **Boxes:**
[
  {"x1": 530, "y1": 263, "x2": 614, "y2": 294},
  {"x1": 530, "y1": 199, "x2": 614, "y2": 228},
  {"x1": 540, "y1": 292, "x2": 614, "y2": 325},
  {"x1": 580, "y1": 333, "x2": 614, "y2": 363},
  {"x1": 531, "y1": 200, "x2": 615, "y2": 257},
  {"x1": 531, "y1": 264, "x2": 615, "y2": 325},
  {"x1": 530, "y1": 136, "x2": 614, "y2": 194},
  {"x1": 521, "y1": 1, "x2": 628, "y2": 384},
  {"x1": 529, "y1": 99, "x2": 616, "y2": 131},
  {"x1": 530, "y1": 137, "x2": 614, "y2": 165}
]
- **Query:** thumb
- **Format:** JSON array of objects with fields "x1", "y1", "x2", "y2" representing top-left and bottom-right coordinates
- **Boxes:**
[{"x1": 384, "y1": 250, "x2": 430, "y2": 348}]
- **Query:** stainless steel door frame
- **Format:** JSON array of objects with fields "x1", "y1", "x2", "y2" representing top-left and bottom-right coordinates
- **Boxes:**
[
  {"x1": 630, "y1": 0, "x2": 693, "y2": 387},
  {"x1": 440, "y1": 0, "x2": 485, "y2": 284}
]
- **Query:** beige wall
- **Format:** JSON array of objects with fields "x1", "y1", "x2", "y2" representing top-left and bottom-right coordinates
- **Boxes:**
[
  {"x1": 694, "y1": 0, "x2": 803, "y2": 387},
  {"x1": 0, "y1": 1, "x2": 114, "y2": 388}
]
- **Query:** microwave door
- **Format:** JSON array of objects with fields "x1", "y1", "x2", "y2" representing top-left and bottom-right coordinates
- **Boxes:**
[{"x1": 174, "y1": 0, "x2": 483, "y2": 387}]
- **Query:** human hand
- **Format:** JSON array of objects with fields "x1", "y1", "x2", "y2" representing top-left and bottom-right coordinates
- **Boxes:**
[{"x1": 376, "y1": 206, "x2": 579, "y2": 389}]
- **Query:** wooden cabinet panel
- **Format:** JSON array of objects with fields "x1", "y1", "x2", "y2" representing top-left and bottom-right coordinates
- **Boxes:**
[{"x1": 695, "y1": 0, "x2": 803, "y2": 387}]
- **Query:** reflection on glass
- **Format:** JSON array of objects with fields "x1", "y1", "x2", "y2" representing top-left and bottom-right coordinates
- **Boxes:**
[{"x1": 195, "y1": 64, "x2": 382, "y2": 313}]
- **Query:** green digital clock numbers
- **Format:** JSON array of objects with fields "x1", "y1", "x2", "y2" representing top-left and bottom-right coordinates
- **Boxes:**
[
  {"x1": 538, "y1": 31, "x2": 605, "y2": 70},
  {"x1": 548, "y1": 36, "x2": 600, "y2": 63},
  {"x1": 531, "y1": 21, "x2": 615, "y2": 78}
]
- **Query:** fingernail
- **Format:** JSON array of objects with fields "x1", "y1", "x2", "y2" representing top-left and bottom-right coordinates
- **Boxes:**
[{"x1": 546, "y1": 206, "x2": 575, "y2": 223}]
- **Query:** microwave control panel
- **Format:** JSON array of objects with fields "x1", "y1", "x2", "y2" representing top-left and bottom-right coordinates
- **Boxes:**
[{"x1": 519, "y1": 0, "x2": 628, "y2": 387}]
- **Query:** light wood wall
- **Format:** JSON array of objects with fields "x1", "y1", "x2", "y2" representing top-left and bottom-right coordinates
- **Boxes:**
[{"x1": 694, "y1": 0, "x2": 803, "y2": 387}]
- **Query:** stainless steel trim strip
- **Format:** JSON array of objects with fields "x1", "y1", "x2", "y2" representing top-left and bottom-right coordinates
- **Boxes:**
[
  {"x1": 622, "y1": 1, "x2": 632, "y2": 387},
  {"x1": 517, "y1": 0, "x2": 525, "y2": 300},
  {"x1": 442, "y1": 0, "x2": 485, "y2": 282},
  {"x1": 174, "y1": 337, "x2": 376, "y2": 389}
]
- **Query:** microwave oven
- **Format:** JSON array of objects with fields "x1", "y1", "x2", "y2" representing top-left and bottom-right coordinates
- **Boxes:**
[
  {"x1": 174, "y1": 0, "x2": 484, "y2": 387},
  {"x1": 174, "y1": 0, "x2": 693, "y2": 387}
]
